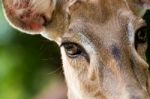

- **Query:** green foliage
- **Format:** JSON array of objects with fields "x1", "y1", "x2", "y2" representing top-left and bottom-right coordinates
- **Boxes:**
[{"x1": 0, "y1": 4, "x2": 62, "y2": 99}]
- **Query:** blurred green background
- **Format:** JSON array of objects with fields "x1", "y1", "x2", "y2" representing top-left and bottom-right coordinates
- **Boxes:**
[
  {"x1": 0, "y1": 2, "x2": 64, "y2": 99},
  {"x1": 0, "y1": 2, "x2": 150, "y2": 99}
]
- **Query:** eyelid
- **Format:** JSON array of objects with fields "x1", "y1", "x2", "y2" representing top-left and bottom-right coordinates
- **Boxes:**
[
  {"x1": 60, "y1": 37, "x2": 79, "y2": 47},
  {"x1": 60, "y1": 42, "x2": 76, "y2": 47},
  {"x1": 60, "y1": 39, "x2": 75, "y2": 47},
  {"x1": 60, "y1": 42, "x2": 83, "y2": 50},
  {"x1": 60, "y1": 40, "x2": 90, "y2": 62},
  {"x1": 135, "y1": 24, "x2": 149, "y2": 34},
  {"x1": 135, "y1": 21, "x2": 147, "y2": 31}
]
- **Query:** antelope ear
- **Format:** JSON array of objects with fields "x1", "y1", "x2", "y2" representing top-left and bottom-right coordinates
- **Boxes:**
[
  {"x1": 127, "y1": 0, "x2": 150, "y2": 16},
  {"x1": 2, "y1": 0, "x2": 66, "y2": 41}
]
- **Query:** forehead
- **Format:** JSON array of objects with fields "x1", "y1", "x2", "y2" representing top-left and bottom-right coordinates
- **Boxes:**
[
  {"x1": 70, "y1": 0, "x2": 129, "y2": 23},
  {"x1": 66, "y1": 0, "x2": 145, "y2": 44}
]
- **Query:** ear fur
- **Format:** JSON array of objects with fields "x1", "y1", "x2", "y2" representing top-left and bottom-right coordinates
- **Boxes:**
[
  {"x1": 2, "y1": 0, "x2": 57, "y2": 35},
  {"x1": 127, "y1": 0, "x2": 150, "y2": 16},
  {"x1": 2, "y1": 0, "x2": 81, "y2": 41}
]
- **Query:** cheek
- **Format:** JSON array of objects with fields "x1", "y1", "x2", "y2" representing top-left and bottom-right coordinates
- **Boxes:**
[
  {"x1": 61, "y1": 48, "x2": 102, "y2": 96},
  {"x1": 60, "y1": 48, "x2": 83, "y2": 98},
  {"x1": 60, "y1": 46, "x2": 89, "y2": 70},
  {"x1": 62, "y1": 47, "x2": 100, "y2": 79},
  {"x1": 60, "y1": 47, "x2": 95, "y2": 79}
]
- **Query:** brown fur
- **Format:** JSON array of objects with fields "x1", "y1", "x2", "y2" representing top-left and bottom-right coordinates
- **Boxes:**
[{"x1": 2, "y1": 0, "x2": 150, "y2": 99}]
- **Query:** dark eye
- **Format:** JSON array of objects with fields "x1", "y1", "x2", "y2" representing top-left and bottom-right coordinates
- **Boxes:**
[
  {"x1": 135, "y1": 26, "x2": 149, "y2": 49},
  {"x1": 61, "y1": 42, "x2": 83, "y2": 58},
  {"x1": 135, "y1": 26, "x2": 148, "y2": 43}
]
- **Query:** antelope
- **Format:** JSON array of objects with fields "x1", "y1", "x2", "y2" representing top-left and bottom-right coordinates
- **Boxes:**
[{"x1": 2, "y1": 0, "x2": 150, "y2": 99}]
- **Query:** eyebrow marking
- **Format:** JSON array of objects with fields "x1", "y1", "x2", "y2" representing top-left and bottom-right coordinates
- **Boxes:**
[{"x1": 111, "y1": 45, "x2": 121, "y2": 62}]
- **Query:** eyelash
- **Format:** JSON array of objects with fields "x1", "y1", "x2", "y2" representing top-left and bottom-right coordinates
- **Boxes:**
[
  {"x1": 134, "y1": 25, "x2": 149, "y2": 49},
  {"x1": 60, "y1": 42, "x2": 90, "y2": 62}
]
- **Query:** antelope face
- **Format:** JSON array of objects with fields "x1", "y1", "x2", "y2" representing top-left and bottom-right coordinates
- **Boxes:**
[{"x1": 2, "y1": 0, "x2": 150, "y2": 99}]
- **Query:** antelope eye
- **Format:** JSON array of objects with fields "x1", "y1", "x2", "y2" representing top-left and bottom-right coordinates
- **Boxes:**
[
  {"x1": 135, "y1": 26, "x2": 148, "y2": 43},
  {"x1": 61, "y1": 42, "x2": 83, "y2": 58}
]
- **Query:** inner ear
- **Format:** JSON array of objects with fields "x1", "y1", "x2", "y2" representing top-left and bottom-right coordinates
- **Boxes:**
[{"x1": 2, "y1": 0, "x2": 55, "y2": 34}]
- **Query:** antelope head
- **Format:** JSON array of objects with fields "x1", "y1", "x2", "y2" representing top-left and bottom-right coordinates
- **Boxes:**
[{"x1": 2, "y1": 0, "x2": 150, "y2": 99}]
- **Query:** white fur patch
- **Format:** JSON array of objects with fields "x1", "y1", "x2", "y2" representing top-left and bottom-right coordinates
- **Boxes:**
[
  {"x1": 78, "y1": 32, "x2": 100, "y2": 70},
  {"x1": 61, "y1": 48, "x2": 83, "y2": 99},
  {"x1": 78, "y1": 32, "x2": 96, "y2": 56},
  {"x1": 40, "y1": 31, "x2": 53, "y2": 40},
  {"x1": 128, "y1": 21, "x2": 135, "y2": 44}
]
